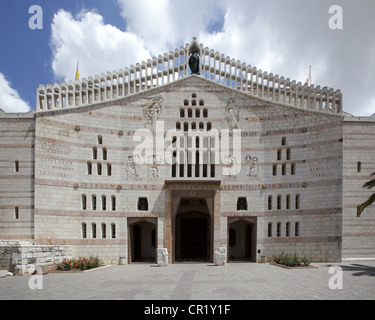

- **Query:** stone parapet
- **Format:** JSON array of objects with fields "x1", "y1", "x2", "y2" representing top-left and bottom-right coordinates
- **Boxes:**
[{"x1": 36, "y1": 38, "x2": 342, "y2": 116}]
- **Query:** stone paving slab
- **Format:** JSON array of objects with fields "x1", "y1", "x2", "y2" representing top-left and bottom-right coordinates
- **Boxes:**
[{"x1": 0, "y1": 261, "x2": 375, "y2": 300}]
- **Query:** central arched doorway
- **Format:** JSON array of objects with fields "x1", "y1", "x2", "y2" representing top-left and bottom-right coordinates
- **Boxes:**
[{"x1": 175, "y1": 198, "x2": 211, "y2": 262}]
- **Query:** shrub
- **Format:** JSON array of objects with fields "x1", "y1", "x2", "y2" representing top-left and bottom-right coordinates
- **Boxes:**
[
  {"x1": 57, "y1": 256, "x2": 103, "y2": 271},
  {"x1": 273, "y1": 252, "x2": 311, "y2": 267},
  {"x1": 57, "y1": 259, "x2": 73, "y2": 270},
  {"x1": 300, "y1": 256, "x2": 311, "y2": 266}
]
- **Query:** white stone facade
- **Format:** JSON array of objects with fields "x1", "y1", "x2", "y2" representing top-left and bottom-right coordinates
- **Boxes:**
[{"x1": 1, "y1": 39, "x2": 374, "y2": 265}]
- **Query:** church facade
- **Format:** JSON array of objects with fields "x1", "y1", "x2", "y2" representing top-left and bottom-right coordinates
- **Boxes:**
[{"x1": 1, "y1": 39, "x2": 375, "y2": 264}]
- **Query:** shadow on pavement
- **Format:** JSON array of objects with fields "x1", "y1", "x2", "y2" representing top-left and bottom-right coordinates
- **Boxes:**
[{"x1": 324, "y1": 263, "x2": 375, "y2": 277}]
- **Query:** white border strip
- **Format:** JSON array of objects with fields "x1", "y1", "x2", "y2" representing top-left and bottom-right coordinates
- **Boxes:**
[
  {"x1": 342, "y1": 258, "x2": 375, "y2": 262},
  {"x1": 84, "y1": 265, "x2": 112, "y2": 273}
]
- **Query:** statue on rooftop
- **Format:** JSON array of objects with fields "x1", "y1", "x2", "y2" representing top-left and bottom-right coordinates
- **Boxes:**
[{"x1": 189, "y1": 48, "x2": 200, "y2": 75}]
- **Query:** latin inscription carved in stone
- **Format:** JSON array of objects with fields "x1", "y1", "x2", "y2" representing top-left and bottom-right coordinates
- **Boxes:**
[
  {"x1": 41, "y1": 141, "x2": 71, "y2": 156},
  {"x1": 38, "y1": 142, "x2": 74, "y2": 178},
  {"x1": 307, "y1": 144, "x2": 341, "y2": 178},
  {"x1": 308, "y1": 159, "x2": 340, "y2": 178}
]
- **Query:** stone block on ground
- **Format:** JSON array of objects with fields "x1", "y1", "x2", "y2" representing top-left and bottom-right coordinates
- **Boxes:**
[
  {"x1": 214, "y1": 247, "x2": 227, "y2": 266},
  {"x1": 36, "y1": 263, "x2": 51, "y2": 275},
  {"x1": 157, "y1": 248, "x2": 168, "y2": 267}
]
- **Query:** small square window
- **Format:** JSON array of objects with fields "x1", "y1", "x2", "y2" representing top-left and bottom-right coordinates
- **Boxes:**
[
  {"x1": 138, "y1": 197, "x2": 149, "y2": 211},
  {"x1": 268, "y1": 196, "x2": 273, "y2": 211},
  {"x1": 268, "y1": 223, "x2": 272, "y2": 237},
  {"x1": 277, "y1": 222, "x2": 281, "y2": 237},
  {"x1": 273, "y1": 164, "x2": 277, "y2": 176},
  {"x1": 277, "y1": 149, "x2": 282, "y2": 161},
  {"x1": 291, "y1": 163, "x2": 296, "y2": 175},
  {"x1": 237, "y1": 197, "x2": 247, "y2": 211},
  {"x1": 295, "y1": 222, "x2": 300, "y2": 237}
]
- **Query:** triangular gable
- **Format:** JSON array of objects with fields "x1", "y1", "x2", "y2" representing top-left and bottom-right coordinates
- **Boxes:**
[{"x1": 36, "y1": 38, "x2": 342, "y2": 116}]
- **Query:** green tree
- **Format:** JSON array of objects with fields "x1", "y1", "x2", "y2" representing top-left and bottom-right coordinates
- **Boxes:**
[{"x1": 357, "y1": 172, "x2": 375, "y2": 217}]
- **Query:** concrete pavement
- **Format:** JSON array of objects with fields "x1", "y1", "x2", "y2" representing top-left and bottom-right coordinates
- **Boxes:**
[{"x1": 1, "y1": 261, "x2": 375, "y2": 300}]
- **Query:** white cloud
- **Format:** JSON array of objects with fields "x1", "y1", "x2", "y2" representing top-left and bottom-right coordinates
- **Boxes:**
[
  {"x1": 50, "y1": 9, "x2": 152, "y2": 82},
  {"x1": 200, "y1": 0, "x2": 375, "y2": 116},
  {"x1": 49, "y1": 1, "x2": 375, "y2": 116},
  {"x1": 0, "y1": 73, "x2": 31, "y2": 113},
  {"x1": 116, "y1": 0, "x2": 226, "y2": 56}
]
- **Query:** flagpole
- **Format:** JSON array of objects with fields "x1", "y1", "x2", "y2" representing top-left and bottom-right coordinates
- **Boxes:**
[{"x1": 75, "y1": 62, "x2": 80, "y2": 81}]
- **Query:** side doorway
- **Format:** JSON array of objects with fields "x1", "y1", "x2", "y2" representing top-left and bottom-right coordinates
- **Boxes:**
[
  {"x1": 228, "y1": 218, "x2": 257, "y2": 262},
  {"x1": 128, "y1": 218, "x2": 157, "y2": 263}
]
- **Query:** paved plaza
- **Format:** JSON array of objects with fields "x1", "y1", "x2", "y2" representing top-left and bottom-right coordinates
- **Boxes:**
[{"x1": 1, "y1": 261, "x2": 375, "y2": 300}]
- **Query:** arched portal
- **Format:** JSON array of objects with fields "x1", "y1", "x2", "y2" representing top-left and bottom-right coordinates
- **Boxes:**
[{"x1": 175, "y1": 198, "x2": 211, "y2": 262}]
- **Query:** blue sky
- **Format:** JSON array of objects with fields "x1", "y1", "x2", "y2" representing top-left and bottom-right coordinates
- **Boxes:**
[
  {"x1": 0, "y1": 0, "x2": 125, "y2": 110},
  {"x1": 0, "y1": 0, "x2": 375, "y2": 116}
]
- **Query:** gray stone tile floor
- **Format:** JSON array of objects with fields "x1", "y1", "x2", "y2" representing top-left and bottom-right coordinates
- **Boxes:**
[{"x1": 1, "y1": 261, "x2": 375, "y2": 300}]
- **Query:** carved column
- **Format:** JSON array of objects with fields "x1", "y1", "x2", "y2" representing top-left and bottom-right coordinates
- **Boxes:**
[
  {"x1": 213, "y1": 189, "x2": 223, "y2": 250},
  {"x1": 164, "y1": 189, "x2": 173, "y2": 264}
]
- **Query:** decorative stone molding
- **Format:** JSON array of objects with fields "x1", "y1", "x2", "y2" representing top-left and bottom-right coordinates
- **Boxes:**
[
  {"x1": 148, "y1": 154, "x2": 162, "y2": 179},
  {"x1": 142, "y1": 95, "x2": 164, "y2": 130},
  {"x1": 225, "y1": 97, "x2": 240, "y2": 130},
  {"x1": 126, "y1": 155, "x2": 138, "y2": 179},
  {"x1": 245, "y1": 154, "x2": 259, "y2": 178}
]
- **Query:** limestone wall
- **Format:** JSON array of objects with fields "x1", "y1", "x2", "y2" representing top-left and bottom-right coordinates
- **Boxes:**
[
  {"x1": 0, "y1": 111, "x2": 35, "y2": 241},
  {"x1": 342, "y1": 117, "x2": 375, "y2": 260},
  {"x1": 30, "y1": 77, "x2": 346, "y2": 263},
  {"x1": 225, "y1": 95, "x2": 343, "y2": 262}
]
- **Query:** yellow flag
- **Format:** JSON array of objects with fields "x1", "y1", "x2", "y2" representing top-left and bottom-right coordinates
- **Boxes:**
[{"x1": 75, "y1": 62, "x2": 80, "y2": 81}]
